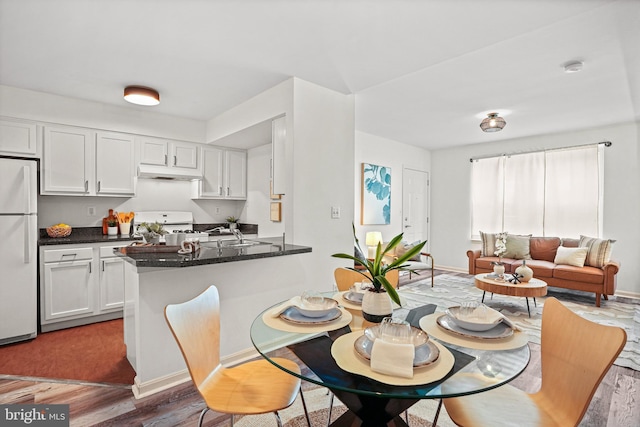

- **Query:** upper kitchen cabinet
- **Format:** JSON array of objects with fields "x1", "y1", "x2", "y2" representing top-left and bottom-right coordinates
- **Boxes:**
[
  {"x1": 42, "y1": 124, "x2": 94, "y2": 195},
  {"x1": 95, "y1": 131, "x2": 135, "y2": 195},
  {"x1": 42, "y1": 125, "x2": 135, "y2": 196},
  {"x1": 138, "y1": 137, "x2": 199, "y2": 169},
  {"x1": 0, "y1": 117, "x2": 38, "y2": 158},
  {"x1": 198, "y1": 146, "x2": 247, "y2": 199}
]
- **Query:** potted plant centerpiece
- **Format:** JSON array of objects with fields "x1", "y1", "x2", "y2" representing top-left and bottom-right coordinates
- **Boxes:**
[
  {"x1": 107, "y1": 218, "x2": 118, "y2": 236},
  {"x1": 226, "y1": 216, "x2": 239, "y2": 230},
  {"x1": 137, "y1": 221, "x2": 168, "y2": 244},
  {"x1": 332, "y1": 225, "x2": 426, "y2": 322}
]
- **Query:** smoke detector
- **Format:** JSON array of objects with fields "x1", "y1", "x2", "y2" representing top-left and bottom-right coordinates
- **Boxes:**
[{"x1": 564, "y1": 61, "x2": 584, "y2": 73}]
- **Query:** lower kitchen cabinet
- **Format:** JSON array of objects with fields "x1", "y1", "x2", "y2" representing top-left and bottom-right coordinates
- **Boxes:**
[{"x1": 40, "y1": 243, "x2": 127, "y2": 332}]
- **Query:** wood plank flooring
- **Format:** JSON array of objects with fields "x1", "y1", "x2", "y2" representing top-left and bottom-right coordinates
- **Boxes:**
[{"x1": 1, "y1": 270, "x2": 638, "y2": 426}]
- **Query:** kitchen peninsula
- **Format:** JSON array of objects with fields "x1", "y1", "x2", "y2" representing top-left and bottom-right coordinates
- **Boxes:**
[{"x1": 116, "y1": 237, "x2": 312, "y2": 398}]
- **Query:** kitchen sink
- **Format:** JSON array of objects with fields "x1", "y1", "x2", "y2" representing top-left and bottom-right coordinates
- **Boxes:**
[{"x1": 201, "y1": 240, "x2": 271, "y2": 249}]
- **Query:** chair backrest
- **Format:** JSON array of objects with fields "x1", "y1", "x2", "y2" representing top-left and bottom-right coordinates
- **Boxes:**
[
  {"x1": 538, "y1": 297, "x2": 626, "y2": 426},
  {"x1": 334, "y1": 267, "x2": 399, "y2": 291},
  {"x1": 164, "y1": 285, "x2": 221, "y2": 388}
]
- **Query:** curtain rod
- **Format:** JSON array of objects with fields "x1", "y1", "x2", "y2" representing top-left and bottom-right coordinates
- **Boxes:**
[{"x1": 469, "y1": 141, "x2": 612, "y2": 162}]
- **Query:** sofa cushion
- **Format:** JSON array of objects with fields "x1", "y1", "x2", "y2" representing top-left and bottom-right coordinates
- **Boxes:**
[
  {"x1": 561, "y1": 238, "x2": 580, "y2": 248},
  {"x1": 553, "y1": 264, "x2": 604, "y2": 284},
  {"x1": 512, "y1": 259, "x2": 555, "y2": 278},
  {"x1": 529, "y1": 237, "x2": 561, "y2": 262},
  {"x1": 503, "y1": 234, "x2": 532, "y2": 259},
  {"x1": 480, "y1": 231, "x2": 505, "y2": 257},
  {"x1": 579, "y1": 235, "x2": 614, "y2": 268},
  {"x1": 554, "y1": 246, "x2": 588, "y2": 267}
]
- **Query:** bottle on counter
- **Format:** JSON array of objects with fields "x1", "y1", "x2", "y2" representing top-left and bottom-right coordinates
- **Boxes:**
[{"x1": 103, "y1": 209, "x2": 118, "y2": 235}]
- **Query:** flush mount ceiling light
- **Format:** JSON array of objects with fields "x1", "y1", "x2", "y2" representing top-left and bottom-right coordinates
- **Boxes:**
[
  {"x1": 124, "y1": 86, "x2": 160, "y2": 106},
  {"x1": 564, "y1": 60, "x2": 584, "y2": 73},
  {"x1": 480, "y1": 112, "x2": 506, "y2": 132}
]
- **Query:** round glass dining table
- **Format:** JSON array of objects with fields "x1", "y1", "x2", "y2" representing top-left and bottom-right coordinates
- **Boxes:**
[{"x1": 250, "y1": 298, "x2": 531, "y2": 427}]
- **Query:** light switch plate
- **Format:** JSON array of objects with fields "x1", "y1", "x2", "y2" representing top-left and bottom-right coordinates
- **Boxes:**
[{"x1": 331, "y1": 206, "x2": 340, "y2": 219}]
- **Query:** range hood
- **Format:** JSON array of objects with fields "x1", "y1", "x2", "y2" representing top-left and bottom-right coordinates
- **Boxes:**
[{"x1": 137, "y1": 164, "x2": 202, "y2": 181}]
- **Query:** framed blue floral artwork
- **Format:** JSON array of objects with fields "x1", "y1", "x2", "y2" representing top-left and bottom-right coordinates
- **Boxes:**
[{"x1": 361, "y1": 163, "x2": 391, "y2": 224}]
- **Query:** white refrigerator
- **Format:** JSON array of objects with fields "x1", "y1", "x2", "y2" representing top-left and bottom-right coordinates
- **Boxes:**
[{"x1": 0, "y1": 157, "x2": 38, "y2": 345}]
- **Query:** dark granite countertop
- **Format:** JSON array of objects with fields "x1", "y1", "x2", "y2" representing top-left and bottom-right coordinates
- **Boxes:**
[
  {"x1": 39, "y1": 227, "x2": 142, "y2": 246},
  {"x1": 114, "y1": 237, "x2": 312, "y2": 268}
]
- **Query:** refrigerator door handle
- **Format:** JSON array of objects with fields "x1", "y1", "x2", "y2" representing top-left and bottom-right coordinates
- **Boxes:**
[
  {"x1": 23, "y1": 166, "x2": 31, "y2": 214},
  {"x1": 24, "y1": 217, "x2": 31, "y2": 264}
]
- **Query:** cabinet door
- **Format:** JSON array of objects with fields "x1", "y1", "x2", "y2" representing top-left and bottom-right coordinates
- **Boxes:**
[
  {"x1": 42, "y1": 125, "x2": 93, "y2": 195},
  {"x1": 0, "y1": 117, "x2": 37, "y2": 157},
  {"x1": 42, "y1": 260, "x2": 94, "y2": 321},
  {"x1": 172, "y1": 141, "x2": 198, "y2": 169},
  {"x1": 139, "y1": 137, "x2": 169, "y2": 166},
  {"x1": 99, "y1": 257, "x2": 125, "y2": 311},
  {"x1": 96, "y1": 131, "x2": 135, "y2": 195},
  {"x1": 200, "y1": 146, "x2": 224, "y2": 197},
  {"x1": 225, "y1": 149, "x2": 247, "y2": 199}
]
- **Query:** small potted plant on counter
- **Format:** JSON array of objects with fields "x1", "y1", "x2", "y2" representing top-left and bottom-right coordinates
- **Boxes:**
[
  {"x1": 226, "y1": 216, "x2": 239, "y2": 230},
  {"x1": 107, "y1": 218, "x2": 118, "y2": 236},
  {"x1": 137, "y1": 221, "x2": 168, "y2": 244}
]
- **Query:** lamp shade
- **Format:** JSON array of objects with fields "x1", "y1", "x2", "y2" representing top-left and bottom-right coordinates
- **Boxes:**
[
  {"x1": 480, "y1": 113, "x2": 506, "y2": 132},
  {"x1": 124, "y1": 86, "x2": 160, "y2": 106},
  {"x1": 365, "y1": 231, "x2": 383, "y2": 247}
]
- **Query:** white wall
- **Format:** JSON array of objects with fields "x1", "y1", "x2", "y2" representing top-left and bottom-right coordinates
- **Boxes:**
[
  {"x1": 430, "y1": 121, "x2": 640, "y2": 298},
  {"x1": 354, "y1": 131, "x2": 431, "y2": 247}
]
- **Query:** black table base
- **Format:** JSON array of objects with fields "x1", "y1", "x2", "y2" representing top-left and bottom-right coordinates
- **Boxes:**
[{"x1": 329, "y1": 391, "x2": 417, "y2": 426}]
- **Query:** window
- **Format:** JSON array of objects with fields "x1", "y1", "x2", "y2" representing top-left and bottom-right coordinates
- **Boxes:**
[{"x1": 471, "y1": 145, "x2": 603, "y2": 239}]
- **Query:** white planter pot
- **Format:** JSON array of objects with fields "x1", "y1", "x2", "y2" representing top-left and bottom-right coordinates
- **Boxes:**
[
  {"x1": 493, "y1": 264, "x2": 505, "y2": 276},
  {"x1": 107, "y1": 226, "x2": 118, "y2": 236},
  {"x1": 362, "y1": 290, "x2": 393, "y2": 323}
]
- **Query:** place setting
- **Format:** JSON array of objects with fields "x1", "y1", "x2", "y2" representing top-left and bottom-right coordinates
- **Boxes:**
[
  {"x1": 419, "y1": 302, "x2": 529, "y2": 350},
  {"x1": 333, "y1": 282, "x2": 406, "y2": 311},
  {"x1": 331, "y1": 317, "x2": 455, "y2": 386},
  {"x1": 262, "y1": 291, "x2": 353, "y2": 333}
]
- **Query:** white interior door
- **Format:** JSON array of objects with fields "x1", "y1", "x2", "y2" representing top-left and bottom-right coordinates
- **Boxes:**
[{"x1": 402, "y1": 168, "x2": 429, "y2": 246}]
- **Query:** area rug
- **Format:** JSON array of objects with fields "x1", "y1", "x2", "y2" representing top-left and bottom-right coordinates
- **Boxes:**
[
  {"x1": 0, "y1": 319, "x2": 135, "y2": 385},
  {"x1": 397, "y1": 274, "x2": 640, "y2": 371},
  {"x1": 235, "y1": 386, "x2": 456, "y2": 427}
]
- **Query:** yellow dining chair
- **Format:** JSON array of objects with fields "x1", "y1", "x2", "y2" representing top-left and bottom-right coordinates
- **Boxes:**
[
  {"x1": 442, "y1": 297, "x2": 627, "y2": 427},
  {"x1": 165, "y1": 285, "x2": 310, "y2": 427},
  {"x1": 334, "y1": 267, "x2": 399, "y2": 291}
]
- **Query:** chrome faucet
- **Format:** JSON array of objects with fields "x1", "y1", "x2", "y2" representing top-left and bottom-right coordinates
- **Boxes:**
[{"x1": 231, "y1": 228, "x2": 244, "y2": 243}]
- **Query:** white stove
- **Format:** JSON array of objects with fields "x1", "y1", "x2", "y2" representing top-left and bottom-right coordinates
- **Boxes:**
[{"x1": 133, "y1": 211, "x2": 210, "y2": 241}]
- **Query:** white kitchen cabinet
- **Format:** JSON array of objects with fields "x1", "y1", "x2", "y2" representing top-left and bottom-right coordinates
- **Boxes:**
[
  {"x1": 271, "y1": 116, "x2": 286, "y2": 195},
  {"x1": 0, "y1": 116, "x2": 38, "y2": 157},
  {"x1": 98, "y1": 245, "x2": 126, "y2": 311},
  {"x1": 41, "y1": 246, "x2": 95, "y2": 325},
  {"x1": 40, "y1": 243, "x2": 127, "y2": 332},
  {"x1": 138, "y1": 137, "x2": 199, "y2": 169},
  {"x1": 96, "y1": 131, "x2": 135, "y2": 195},
  {"x1": 199, "y1": 146, "x2": 247, "y2": 199},
  {"x1": 42, "y1": 124, "x2": 94, "y2": 195}
]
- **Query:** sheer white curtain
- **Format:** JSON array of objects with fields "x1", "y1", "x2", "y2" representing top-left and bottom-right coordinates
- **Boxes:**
[{"x1": 471, "y1": 145, "x2": 602, "y2": 239}]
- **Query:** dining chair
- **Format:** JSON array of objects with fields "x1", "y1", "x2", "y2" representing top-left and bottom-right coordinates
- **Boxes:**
[
  {"x1": 441, "y1": 297, "x2": 627, "y2": 427},
  {"x1": 334, "y1": 267, "x2": 399, "y2": 291},
  {"x1": 165, "y1": 285, "x2": 310, "y2": 427}
]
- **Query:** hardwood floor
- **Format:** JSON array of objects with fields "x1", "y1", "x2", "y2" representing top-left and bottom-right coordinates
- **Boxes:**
[{"x1": 1, "y1": 270, "x2": 638, "y2": 426}]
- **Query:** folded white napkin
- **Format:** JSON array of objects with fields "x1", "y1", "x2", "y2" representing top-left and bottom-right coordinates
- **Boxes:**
[
  {"x1": 370, "y1": 339, "x2": 414, "y2": 379},
  {"x1": 269, "y1": 296, "x2": 303, "y2": 318}
]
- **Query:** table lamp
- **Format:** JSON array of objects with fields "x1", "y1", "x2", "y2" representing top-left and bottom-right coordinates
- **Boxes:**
[{"x1": 365, "y1": 231, "x2": 383, "y2": 259}]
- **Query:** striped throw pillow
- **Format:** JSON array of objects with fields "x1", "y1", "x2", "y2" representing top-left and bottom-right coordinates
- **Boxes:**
[{"x1": 579, "y1": 235, "x2": 615, "y2": 268}]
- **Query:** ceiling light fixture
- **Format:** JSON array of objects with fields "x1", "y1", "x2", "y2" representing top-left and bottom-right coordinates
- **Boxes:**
[
  {"x1": 563, "y1": 61, "x2": 584, "y2": 73},
  {"x1": 124, "y1": 86, "x2": 160, "y2": 106},
  {"x1": 480, "y1": 112, "x2": 506, "y2": 132}
]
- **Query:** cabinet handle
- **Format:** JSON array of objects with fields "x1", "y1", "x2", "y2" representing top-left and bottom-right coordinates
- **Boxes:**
[
  {"x1": 97, "y1": 181, "x2": 101, "y2": 192},
  {"x1": 89, "y1": 263, "x2": 92, "y2": 274},
  {"x1": 219, "y1": 186, "x2": 223, "y2": 196},
  {"x1": 227, "y1": 187, "x2": 230, "y2": 196},
  {"x1": 102, "y1": 260, "x2": 105, "y2": 271},
  {"x1": 84, "y1": 180, "x2": 88, "y2": 192},
  {"x1": 173, "y1": 155, "x2": 177, "y2": 166},
  {"x1": 61, "y1": 253, "x2": 77, "y2": 258},
  {"x1": 164, "y1": 154, "x2": 168, "y2": 165}
]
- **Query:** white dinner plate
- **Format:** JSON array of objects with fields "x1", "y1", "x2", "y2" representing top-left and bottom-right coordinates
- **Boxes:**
[
  {"x1": 436, "y1": 314, "x2": 513, "y2": 340},
  {"x1": 342, "y1": 291, "x2": 363, "y2": 305},
  {"x1": 280, "y1": 307, "x2": 342, "y2": 325},
  {"x1": 353, "y1": 334, "x2": 440, "y2": 367}
]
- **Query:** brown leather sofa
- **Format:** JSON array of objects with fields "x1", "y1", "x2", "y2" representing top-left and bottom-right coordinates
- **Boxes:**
[{"x1": 467, "y1": 237, "x2": 619, "y2": 307}]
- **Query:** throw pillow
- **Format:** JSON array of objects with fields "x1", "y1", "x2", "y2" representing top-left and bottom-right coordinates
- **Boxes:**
[
  {"x1": 554, "y1": 246, "x2": 589, "y2": 267},
  {"x1": 395, "y1": 241, "x2": 423, "y2": 261},
  {"x1": 503, "y1": 234, "x2": 532, "y2": 260},
  {"x1": 529, "y1": 237, "x2": 561, "y2": 262},
  {"x1": 579, "y1": 235, "x2": 615, "y2": 268},
  {"x1": 480, "y1": 231, "x2": 501, "y2": 257}
]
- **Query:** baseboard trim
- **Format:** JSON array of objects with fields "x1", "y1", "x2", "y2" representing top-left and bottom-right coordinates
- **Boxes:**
[
  {"x1": 132, "y1": 370, "x2": 191, "y2": 399},
  {"x1": 614, "y1": 290, "x2": 640, "y2": 305}
]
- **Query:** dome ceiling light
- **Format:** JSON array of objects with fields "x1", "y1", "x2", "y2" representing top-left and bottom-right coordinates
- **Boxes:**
[
  {"x1": 480, "y1": 112, "x2": 506, "y2": 132},
  {"x1": 564, "y1": 60, "x2": 584, "y2": 73},
  {"x1": 124, "y1": 86, "x2": 160, "y2": 106}
]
